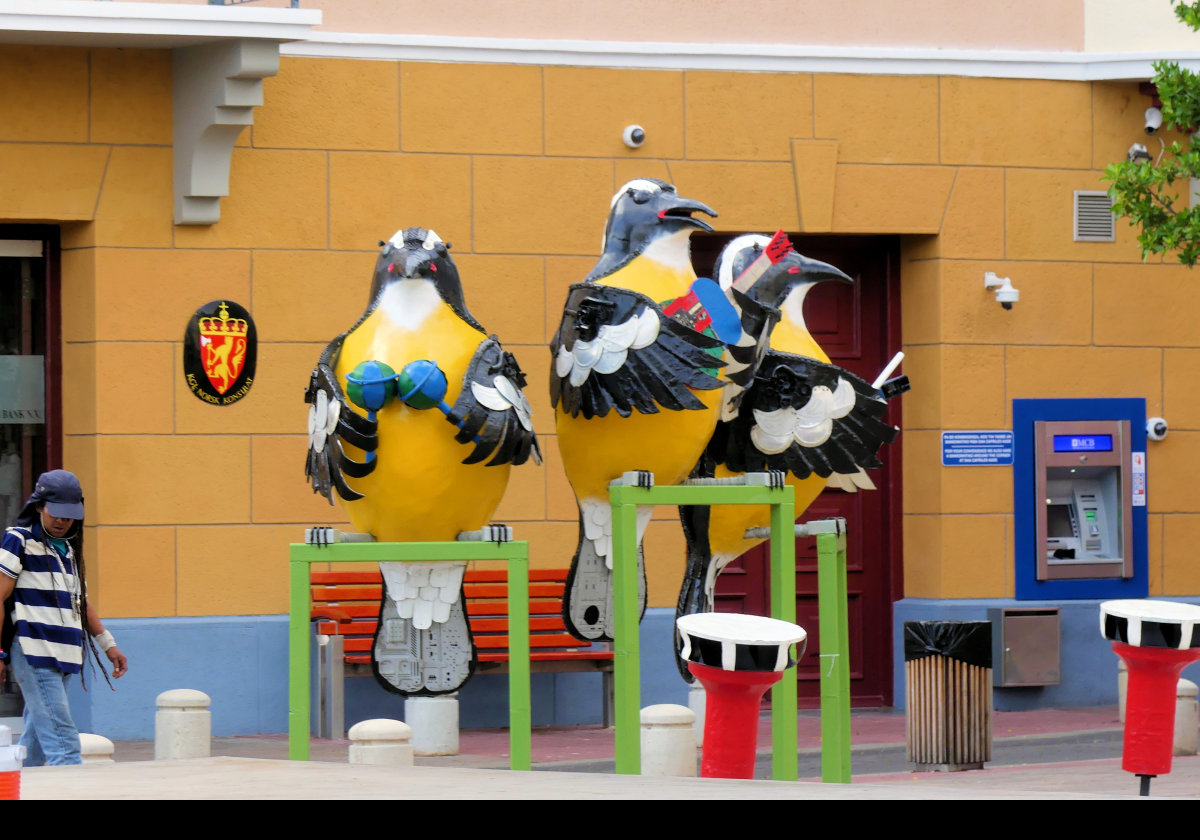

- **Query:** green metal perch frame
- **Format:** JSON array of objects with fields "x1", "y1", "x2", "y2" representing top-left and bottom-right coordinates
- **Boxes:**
[
  {"x1": 607, "y1": 480, "x2": 851, "y2": 782},
  {"x1": 288, "y1": 540, "x2": 533, "y2": 769}
]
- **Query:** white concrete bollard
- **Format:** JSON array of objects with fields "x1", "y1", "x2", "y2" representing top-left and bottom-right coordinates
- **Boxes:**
[
  {"x1": 348, "y1": 718, "x2": 413, "y2": 766},
  {"x1": 688, "y1": 683, "x2": 706, "y2": 747},
  {"x1": 640, "y1": 704, "x2": 697, "y2": 777},
  {"x1": 1118, "y1": 658, "x2": 1127, "y2": 723},
  {"x1": 154, "y1": 689, "x2": 211, "y2": 760},
  {"x1": 79, "y1": 733, "x2": 115, "y2": 764},
  {"x1": 1175, "y1": 678, "x2": 1198, "y2": 756},
  {"x1": 404, "y1": 694, "x2": 459, "y2": 756}
]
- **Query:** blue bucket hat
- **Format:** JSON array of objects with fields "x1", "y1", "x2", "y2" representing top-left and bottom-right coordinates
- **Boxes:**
[{"x1": 17, "y1": 470, "x2": 85, "y2": 525}]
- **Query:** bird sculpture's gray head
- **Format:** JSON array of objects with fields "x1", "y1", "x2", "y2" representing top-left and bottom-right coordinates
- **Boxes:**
[
  {"x1": 715, "y1": 234, "x2": 853, "y2": 310},
  {"x1": 369, "y1": 227, "x2": 484, "y2": 332},
  {"x1": 585, "y1": 179, "x2": 717, "y2": 282}
]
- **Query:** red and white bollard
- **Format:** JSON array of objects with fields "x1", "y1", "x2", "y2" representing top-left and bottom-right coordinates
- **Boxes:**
[
  {"x1": 676, "y1": 613, "x2": 806, "y2": 780},
  {"x1": 0, "y1": 724, "x2": 26, "y2": 800},
  {"x1": 1101, "y1": 599, "x2": 1200, "y2": 796}
]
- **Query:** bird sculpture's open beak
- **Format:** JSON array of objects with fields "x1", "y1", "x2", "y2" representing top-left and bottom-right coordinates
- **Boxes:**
[{"x1": 656, "y1": 194, "x2": 717, "y2": 233}]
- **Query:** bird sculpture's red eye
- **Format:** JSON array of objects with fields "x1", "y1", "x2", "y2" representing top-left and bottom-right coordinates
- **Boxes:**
[
  {"x1": 788, "y1": 266, "x2": 800, "y2": 274},
  {"x1": 387, "y1": 263, "x2": 396, "y2": 273},
  {"x1": 430, "y1": 264, "x2": 438, "y2": 273}
]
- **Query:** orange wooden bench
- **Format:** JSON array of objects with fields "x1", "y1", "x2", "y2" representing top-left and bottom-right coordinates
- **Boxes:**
[{"x1": 309, "y1": 568, "x2": 614, "y2": 737}]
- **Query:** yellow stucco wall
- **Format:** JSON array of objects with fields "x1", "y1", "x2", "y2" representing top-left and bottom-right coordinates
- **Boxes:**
[{"x1": 1, "y1": 48, "x2": 1187, "y2": 616}]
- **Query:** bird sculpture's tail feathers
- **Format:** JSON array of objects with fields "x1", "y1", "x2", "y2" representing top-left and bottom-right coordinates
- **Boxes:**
[
  {"x1": 562, "y1": 502, "x2": 649, "y2": 641},
  {"x1": 371, "y1": 561, "x2": 476, "y2": 696}
]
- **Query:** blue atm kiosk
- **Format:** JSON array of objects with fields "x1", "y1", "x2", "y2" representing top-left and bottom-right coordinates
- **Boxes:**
[{"x1": 1014, "y1": 399, "x2": 1147, "y2": 600}]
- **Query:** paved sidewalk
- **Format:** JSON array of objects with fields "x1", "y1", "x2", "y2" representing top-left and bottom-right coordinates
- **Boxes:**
[
  {"x1": 20, "y1": 705, "x2": 1196, "y2": 798},
  {"x1": 18, "y1": 755, "x2": 1147, "y2": 800}
]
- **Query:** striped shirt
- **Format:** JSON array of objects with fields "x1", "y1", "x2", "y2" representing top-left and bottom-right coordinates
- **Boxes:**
[{"x1": 0, "y1": 525, "x2": 83, "y2": 673}]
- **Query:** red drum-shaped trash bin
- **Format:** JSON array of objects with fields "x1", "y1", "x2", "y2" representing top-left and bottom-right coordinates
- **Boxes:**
[
  {"x1": 677, "y1": 613, "x2": 806, "y2": 780},
  {"x1": 1101, "y1": 599, "x2": 1200, "y2": 782}
]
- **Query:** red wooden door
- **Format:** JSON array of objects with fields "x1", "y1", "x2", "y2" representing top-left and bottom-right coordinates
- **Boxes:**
[{"x1": 692, "y1": 234, "x2": 903, "y2": 706}]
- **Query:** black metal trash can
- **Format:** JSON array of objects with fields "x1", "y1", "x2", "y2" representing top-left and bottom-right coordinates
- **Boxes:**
[{"x1": 904, "y1": 620, "x2": 993, "y2": 771}]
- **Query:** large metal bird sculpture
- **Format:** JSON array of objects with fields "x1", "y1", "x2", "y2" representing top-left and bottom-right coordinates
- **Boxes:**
[
  {"x1": 676, "y1": 233, "x2": 910, "y2": 679},
  {"x1": 305, "y1": 227, "x2": 541, "y2": 696},
  {"x1": 551, "y1": 179, "x2": 777, "y2": 641}
]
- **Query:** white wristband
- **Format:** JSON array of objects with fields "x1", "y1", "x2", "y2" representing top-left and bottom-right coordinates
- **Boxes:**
[{"x1": 93, "y1": 630, "x2": 116, "y2": 652}]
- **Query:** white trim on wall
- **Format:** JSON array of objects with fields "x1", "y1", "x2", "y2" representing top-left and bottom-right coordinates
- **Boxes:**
[
  {"x1": 285, "y1": 34, "x2": 1200, "y2": 81},
  {"x1": 0, "y1": 0, "x2": 319, "y2": 48}
]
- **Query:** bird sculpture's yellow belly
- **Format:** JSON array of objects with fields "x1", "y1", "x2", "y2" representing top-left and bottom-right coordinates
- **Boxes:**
[
  {"x1": 556, "y1": 261, "x2": 722, "y2": 502},
  {"x1": 705, "y1": 322, "x2": 833, "y2": 560},
  {"x1": 335, "y1": 302, "x2": 509, "y2": 542}
]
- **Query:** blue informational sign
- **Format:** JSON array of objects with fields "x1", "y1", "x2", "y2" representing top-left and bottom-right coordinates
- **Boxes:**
[
  {"x1": 941, "y1": 430, "x2": 1015, "y2": 466},
  {"x1": 1052, "y1": 434, "x2": 1113, "y2": 453}
]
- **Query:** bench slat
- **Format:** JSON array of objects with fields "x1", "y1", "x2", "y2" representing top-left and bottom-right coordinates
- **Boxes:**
[
  {"x1": 467, "y1": 599, "x2": 563, "y2": 617},
  {"x1": 317, "y1": 617, "x2": 570, "y2": 636},
  {"x1": 339, "y1": 634, "x2": 594, "y2": 653},
  {"x1": 309, "y1": 601, "x2": 567, "y2": 619},
  {"x1": 313, "y1": 583, "x2": 567, "y2": 601},
  {"x1": 312, "y1": 569, "x2": 569, "y2": 586},
  {"x1": 344, "y1": 650, "x2": 614, "y2": 666}
]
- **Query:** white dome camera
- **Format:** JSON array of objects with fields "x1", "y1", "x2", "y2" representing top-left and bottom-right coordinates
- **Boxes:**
[
  {"x1": 1147, "y1": 416, "x2": 1169, "y2": 441},
  {"x1": 983, "y1": 271, "x2": 1019, "y2": 310},
  {"x1": 1145, "y1": 107, "x2": 1163, "y2": 135},
  {"x1": 622, "y1": 125, "x2": 646, "y2": 149}
]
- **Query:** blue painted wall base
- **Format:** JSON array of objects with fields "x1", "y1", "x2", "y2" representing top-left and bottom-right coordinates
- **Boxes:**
[
  {"x1": 894, "y1": 597, "x2": 1200, "y2": 710},
  {"x1": 64, "y1": 608, "x2": 689, "y2": 740}
]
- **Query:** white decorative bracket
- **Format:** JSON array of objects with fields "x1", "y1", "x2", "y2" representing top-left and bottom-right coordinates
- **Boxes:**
[{"x1": 173, "y1": 39, "x2": 282, "y2": 225}]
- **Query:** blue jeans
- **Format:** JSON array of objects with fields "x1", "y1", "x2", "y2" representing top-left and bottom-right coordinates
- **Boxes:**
[{"x1": 10, "y1": 641, "x2": 81, "y2": 766}]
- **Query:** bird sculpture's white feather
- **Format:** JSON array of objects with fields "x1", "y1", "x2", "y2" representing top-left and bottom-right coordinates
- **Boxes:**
[
  {"x1": 471, "y1": 376, "x2": 536, "y2": 432},
  {"x1": 556, "y1": 308, "x2": 659, "y2": 388},
  {"x1": 580, "y1": 499, "x2": 653, "y2": 570},
  {"x1": 380, "y1": 561, "x2": 466, "y2": 630},
  {"x1": 750, "y1": 378, "x2": 856, "y2": 453}
]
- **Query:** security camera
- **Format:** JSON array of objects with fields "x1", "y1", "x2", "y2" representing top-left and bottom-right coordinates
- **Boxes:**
[
  {"x1": 984, "y1": 271, "x2": 1019, "y2": 310},
  {"x1": 1145, "y1": 107, "x2": 1163, "y2": 135},
  {"x1": 1147, "y1": 416, "x2": 1169, "y2": 441},
  {"x1": 622, "y1": 125, "x2": 646, "y2": 149},
  {"x1": 1127, "y1": 143, "x2": 1153, "y2": 163}
]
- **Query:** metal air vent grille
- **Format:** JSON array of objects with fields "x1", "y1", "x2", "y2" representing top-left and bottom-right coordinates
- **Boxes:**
[{"x1": 1074, "y1": 190, "x2": 1116, "y2": 242}]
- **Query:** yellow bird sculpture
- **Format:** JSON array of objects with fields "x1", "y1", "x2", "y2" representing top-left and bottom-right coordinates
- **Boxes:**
[
  {"x1": 675, "y1": 233, "x2": 909, "y2": 677},
  {"x1": 551, "y1": 179, "x2": 777, "y2": 641},
  {"x1": 305, "y1": 227, "x2": 540, "y2": 695}
]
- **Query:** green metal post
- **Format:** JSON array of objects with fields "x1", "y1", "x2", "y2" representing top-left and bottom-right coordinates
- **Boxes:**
[
  {"x1": 288, "y1": 553, "x2": 311, "y2": 761},
  {"x1": 769, "y1": 494, "x2": 798, "y2": 782},
  {"x1": 507, "y1": 553, "x2": 532, "y2": 771},
  {"x1": 286, "y1": 540, "x2": 532, "y2": 768},
  {"x1": 610, "y1": 490, "x2": 642, "y2": 775},
  {"x1": 817, "y1": 527, "x2": 852, "y2": 783},
  {"x1": 606, "y1": 481, "x2": 799, "y2": 780}
]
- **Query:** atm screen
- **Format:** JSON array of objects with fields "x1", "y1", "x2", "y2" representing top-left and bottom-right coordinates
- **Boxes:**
[
  {"x1": 1047, "y1": 504, "x2": 1075, "y2": 537},
  {"x1": 1053, "y1": 435, "x2": 1113, "y2": 453}
]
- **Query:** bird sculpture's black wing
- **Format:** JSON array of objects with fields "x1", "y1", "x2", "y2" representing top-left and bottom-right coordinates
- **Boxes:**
[
  {"x1": 551, "y1": 283, "x2": 726, "y2": 420},
  {"x1": 707, "y1": 351, "x2": 900, "y2": 479},
  {"x1": 304, "y1": 334, "x2": 379, "y2": 503},
  {"x1": 718, "y1": 289, "x2": 780, "y2": 420},
  {"x1": 446, "y1": 337, "x2": 542, "y2": 467}
]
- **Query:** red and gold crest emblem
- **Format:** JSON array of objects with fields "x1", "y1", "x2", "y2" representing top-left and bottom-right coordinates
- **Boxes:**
[
  {"x1": 199, "y1": 302, "x2": 248, "y2": 394},
  {"x1": 184, "y1": 299, "x2": 257, "y2": 406}
]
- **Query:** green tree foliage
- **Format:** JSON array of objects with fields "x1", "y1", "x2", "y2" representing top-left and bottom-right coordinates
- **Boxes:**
[{"x1": 1103, "y1": 1, "x2": 1200, "y2": 265}]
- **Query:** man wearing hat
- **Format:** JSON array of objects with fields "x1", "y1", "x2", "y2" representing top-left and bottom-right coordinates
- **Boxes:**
[{"x1": 0, "y1": 470, "x2": 128, "y2": 765}]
